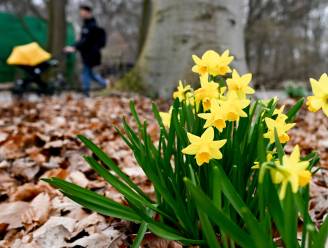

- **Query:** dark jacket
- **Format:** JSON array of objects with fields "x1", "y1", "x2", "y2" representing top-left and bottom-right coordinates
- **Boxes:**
[{"x1": 75, "y1": 17, "x2": 102, "y2": 67}]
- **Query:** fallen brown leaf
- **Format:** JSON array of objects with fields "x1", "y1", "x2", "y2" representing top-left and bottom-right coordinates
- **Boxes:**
[{"x1": 0, "y1": 201, "x2": 31, "y2": 229}]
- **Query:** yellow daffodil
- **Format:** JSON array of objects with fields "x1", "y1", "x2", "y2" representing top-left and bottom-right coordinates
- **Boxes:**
[
  {"x1": 263, "y1": 114, "x2": 295, "y2": 144},
  {"x1": 198, "y1": 99, "x2": 226, "y2": 132},
  {"x1": 217, "y1": 50, "x2": 234, "y2": 75},
  {"x1": 270, "y1": 145, "x2": 311, "y2": 199},
  {"x1": 182, "y1": 127, "x2": 226, "y2": 166},
  {"x1": 173, "y1": 81, "x2": 191, "y2": 101},
  {"x1": 185, "y1": 92, "x2": 195, "y2": 106},
  {"x1": 219, "y1": 86, "x2": 227, "y2": 100},
  {"x1": 273, "y1": 105, "x2": 285, "y2": 116},
  {"x1": 252, "y1": 152, "x2": 275, "y2": 169},
  {"x1": 159, "y1": 107, "x2": 172, "y2": 128},
  {"x1": 252, "y1": 161, "x2": 260, "y2": 169},
  {"x1": 192, "y1": 50, "x2": 233, "y2": 76},
  {"x1": 220, "y1": 92, "x2": 250, "y2": 121},
  {"x1": 306, "y1": 73, "x2": 328, "y2": 116},
  {"x1": 194, "y1": 74, "x2": 220, "y2": 111},
  {"x1": 226, "y1": 69, "x2": 254, "y2": 98},
  {"x1": 267, "y1": 152, "x2": 274, "y2": 162}
]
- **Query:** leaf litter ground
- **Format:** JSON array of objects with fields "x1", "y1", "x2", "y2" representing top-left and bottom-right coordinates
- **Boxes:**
[{"x1": 0, "y1": 94, "x2": 326, "y2": 248}]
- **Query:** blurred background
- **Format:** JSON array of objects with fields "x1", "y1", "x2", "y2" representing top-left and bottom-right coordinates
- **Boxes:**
[
  {"x1": 0, "y1": 0, "x2": 327, "y2": 98},
  {"x1": 1, "y1": 2, "x2": 328, "y2": 247}
]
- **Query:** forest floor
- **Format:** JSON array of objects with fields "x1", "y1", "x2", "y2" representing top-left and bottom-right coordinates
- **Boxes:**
[{"x1": 0, "y1": 93, "x2": 327, "y2": 248}]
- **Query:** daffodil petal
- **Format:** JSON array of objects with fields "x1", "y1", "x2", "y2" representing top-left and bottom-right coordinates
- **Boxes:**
[
  {"x1": 182, "y1": 143, "x2": 199, "y2": 155},
  {"x1": 201, "y1": 127, "x2": 214, "y2": 140},
  {"x1": 187, "y1": 132, "x2": 201, "y2": 143}
]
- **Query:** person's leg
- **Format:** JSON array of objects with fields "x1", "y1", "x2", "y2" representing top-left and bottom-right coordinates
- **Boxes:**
[
  {"x1": 81, "y1": 64, "x2": 92, "y2": 96},
  {"x1": 89, "y1": 67, "x2": 107, "y2": 87}
]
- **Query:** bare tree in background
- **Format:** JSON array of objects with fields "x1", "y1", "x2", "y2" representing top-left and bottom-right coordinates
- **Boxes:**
[
  {"x1": 0, "y1": 0, "x2": 46, "y2": 19},
  {"x1": 132, "y1": 0, "x2": 248, "y2": 98},
  {"x1": 1, "y1": 0, "x2": 327, "y2": 92},
  {"x1": 246, "y1": 0, "x2": 328, "y2": 88},
  {"x1": 137, "y1": 0, "x2": 152, "y2": 58},
  {"x1": 47, "y1": 0, "x2": 67, "y2": 70}
]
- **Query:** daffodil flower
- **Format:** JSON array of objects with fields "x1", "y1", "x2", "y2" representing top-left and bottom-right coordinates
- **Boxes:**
[
  {"x1": 185, "y1": 92, "x2": 195, "y2": 106},
  {"x1": 198, "y1": 99, "x2": 226, "y2": 132},
  {"x1": 252, "y1": 152, "x2": 275, "y2": 169},
  {"x1": 217, "y1": 50, "x2": 234, "y2": 76},
  {"x1": 194, "y1": 74, "x2": 220, "y2": 111},
  {"x1": 306, "y1": 73, "x2": 328, "y2": 116},
  {"x1": 273, "y1": 105, "x2": 285, "y2": 116},
  {"x1": 159, "y1": 107, "x2": 172, "y2": 128},
  {"x1": 263, "y1": 114, "x2": 295, "y2": 144},
  {"x1": 182, "y1": 127, "x2": 226, "y2": 166},
  {"x1": 219, "y1": 92, "x2": 250, "y2": 121},
  {"x1": 192, "y1": 50, "x2": 233, "y2": 76},
  {"x1": 173, "y1": 81, "x2": 191, "y2": 102},
  {"x1": 219, "y1": 86, "x2": 227, "y2": 100},
  {"x1": 270, "y1": 145, "x2": 311, "y2": 199},
  {"x1": 226, "y1": 69, "x2": 254, "y2": 98}
]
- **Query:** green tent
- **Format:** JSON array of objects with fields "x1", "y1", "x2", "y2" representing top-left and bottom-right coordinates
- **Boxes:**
[{"x1": 0, "y1": 12, "x2": 75, "y2": 83}]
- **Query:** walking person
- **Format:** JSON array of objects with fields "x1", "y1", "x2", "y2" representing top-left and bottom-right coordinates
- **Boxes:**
[{"x1": 65, "y1": 5, "x2": 108, "y2": 96}]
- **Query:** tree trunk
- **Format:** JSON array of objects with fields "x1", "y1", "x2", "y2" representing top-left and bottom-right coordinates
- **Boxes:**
[
  {"x1": 137, "y1": 0, "x2": 152, "y2": 58},
  {"x1": 135, "y1": 0, "x2": 247, "y2": 98},
  {"x1": 48, "y1": 0, "x2": 67, "y2": 71}
]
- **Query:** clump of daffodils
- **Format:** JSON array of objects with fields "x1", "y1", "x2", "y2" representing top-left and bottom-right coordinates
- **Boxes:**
[
  {"x1": 46, "y1": 49, "x2": 327, "y2": 248},
  {"x1": 161, "y1": 49, "x2": 324, "y2": 199}
]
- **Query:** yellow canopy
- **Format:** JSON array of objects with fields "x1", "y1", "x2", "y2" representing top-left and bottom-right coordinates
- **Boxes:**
[{"x1": 7, "y1": 42, "x2": 51, "y2": 66}]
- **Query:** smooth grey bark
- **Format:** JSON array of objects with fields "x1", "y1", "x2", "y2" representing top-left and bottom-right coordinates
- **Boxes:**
[{"x1": 135, "y1": 0, "x2": 247, "y2": 98}]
